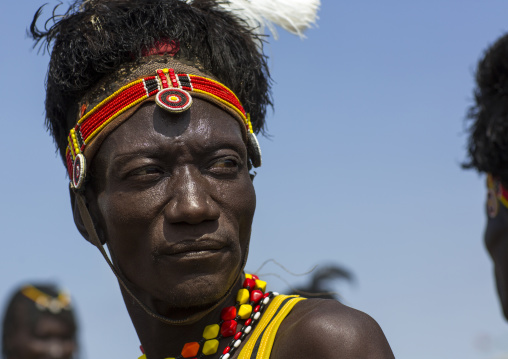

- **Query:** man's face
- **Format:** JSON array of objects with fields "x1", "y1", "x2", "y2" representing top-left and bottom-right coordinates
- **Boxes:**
[
  {"x1": 7, "y1": 313, "x2": 76, "y2": 359},
  {"x1": 484, "y1": 188, "x2": 508, "y2": 319},
  {"x1": 85, "y1": 98, "x2": 256, "y2": 310}
]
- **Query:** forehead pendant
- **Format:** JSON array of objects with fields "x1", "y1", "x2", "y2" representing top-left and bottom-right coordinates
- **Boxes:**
[{"x1": 155, "y1": 68, "x2": 192, "y2": 113}]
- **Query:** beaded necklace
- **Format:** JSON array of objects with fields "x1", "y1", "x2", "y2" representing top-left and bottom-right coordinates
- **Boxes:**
[{"x1": 138, "y1": 274, "x2": 275, "y2": 359}]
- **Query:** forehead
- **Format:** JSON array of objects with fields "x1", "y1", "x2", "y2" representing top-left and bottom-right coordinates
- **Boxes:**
[{"x1": 97, "y1": 98, "x2": 245, "y2": 160}]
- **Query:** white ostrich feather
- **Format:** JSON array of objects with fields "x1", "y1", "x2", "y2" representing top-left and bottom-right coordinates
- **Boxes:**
[{"x1": 187, "y1": 0, "x2": 320, "y2": 40}]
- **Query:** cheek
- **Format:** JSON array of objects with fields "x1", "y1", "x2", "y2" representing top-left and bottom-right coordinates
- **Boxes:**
[
  {"x1": 239, "y1": 183, "x2": 256, "y2": 233},
  {"x1": 97, "y1": 187, "x2": 167, "y2": 253},
  {"x1": 62, "y1": 340, "x2": 78, "y2": 356},
  {"x1": 215, "y1": 175, "x2": 256, "y2": 238},
  {"x1": 485, "y1": 209, "x2": 508, "y2": 311}
]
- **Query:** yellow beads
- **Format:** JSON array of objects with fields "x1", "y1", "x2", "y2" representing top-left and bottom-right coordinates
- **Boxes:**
[
  {"x1": 203, "y1": 324, "x2": 220, "y2": 339},
  {"x1": 202, "y1": 339, "x2": 219, "y2": 355},
  {"x1": 255, "y1": 280, "x2": 267, "y2": 292},
  {"x1": 68, "y1": 128, "x2": 81, "y2": 159},
  {"x1": 246, "y1": 113, "x2": 254, "y2": 134},
  {"x1": 245, "y1": 273, "x2": 252, "y2": 279},
  {"x1": 138, "y1": 355, "x2": 147, "y2": 359},
  {"x1": 236, "y1": 288, "x2": 250, "y2": 304},
  {"x1": 238, "y1": 304, "x2": 252, "y2": 319}
]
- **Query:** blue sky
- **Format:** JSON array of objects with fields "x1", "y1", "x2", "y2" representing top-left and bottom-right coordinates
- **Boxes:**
[{"x1": 1, "y1": 1, "x2": 508, "y2": 358}]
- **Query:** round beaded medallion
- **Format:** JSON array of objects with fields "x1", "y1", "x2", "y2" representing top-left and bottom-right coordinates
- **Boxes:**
[
  {"x1": 72, "y1": 153, "x2": 86, "y2": 189},
  {"x1": 156, "y1": 88, "x2": 192, "y2": 113}
]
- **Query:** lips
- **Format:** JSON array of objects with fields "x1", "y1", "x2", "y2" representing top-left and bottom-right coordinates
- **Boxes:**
[{"x1": 159, "y1": 239, "x2": 228, "y2": 256}]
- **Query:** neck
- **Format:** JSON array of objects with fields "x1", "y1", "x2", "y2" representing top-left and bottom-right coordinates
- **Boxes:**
[{"x1": 123, "y1": 275, "x2": 245, "y2": 359}]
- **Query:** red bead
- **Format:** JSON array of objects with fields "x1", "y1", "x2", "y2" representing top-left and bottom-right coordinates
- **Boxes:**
[
  {"x1": 251, "y1": 274, "x2": 259, "y2": 280},
  {"x1": 234, "y1": 332, "x2": 242, "y2": 340},
  {"x1": 223, "y1": 346, "x2": 231, "y2": 354},
  {"x1": 245, "y1": 318, "x2": 252, "y2": 326},
  {"x1": 140, "y1": 345, "x2": 144, "y2": 354},
  {"x1": 254, "y1": 305, "x2": 261, "y2": 313},
  {"x1": 243, "y1": 278, "x2": 256, "y2": 289},
  {"x1": 250, "y1": 290, "x2": 263, "y2": 303},
  {"x1": 181, "y1": 342, "x2": 200, "y2": 358},
  {"x1": 221, "y1": 320, "x2": 237, "y2": 337},
  {"x1": 263, "y1": 292, "x2": 270, "y2": 298},
  {"x1": 221, "y1": 306, "x2": 237, "y2": 321}
]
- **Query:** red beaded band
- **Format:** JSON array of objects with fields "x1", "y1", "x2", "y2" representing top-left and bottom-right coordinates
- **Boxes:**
[{"x1": 66, "y1": 68, "x2": 257, "y2": 189}]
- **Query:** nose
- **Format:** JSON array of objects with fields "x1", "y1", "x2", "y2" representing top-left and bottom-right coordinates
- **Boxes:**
[{"x1": 164, "y1": 166, "x2": 220, "y2": 224}]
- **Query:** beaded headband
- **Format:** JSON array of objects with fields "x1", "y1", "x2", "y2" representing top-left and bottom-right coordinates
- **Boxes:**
[
  {"x1": 66, "y1": 68, "x2": 262, "y2": 190},
  {"x1": 20, "y1": 285, "x2": 71, "y2": 314},
  {"x1": 486, "y1": 174, "x2": 508, "y2": 218}
]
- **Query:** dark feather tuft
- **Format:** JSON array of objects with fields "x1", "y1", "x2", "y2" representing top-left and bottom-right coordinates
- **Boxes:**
[
  {"x1": 464, "y1": 33, "x2": 508, "y2": 183},
  {"x1": 30, "y1": 0, "x2": 272, "y2": 163}
]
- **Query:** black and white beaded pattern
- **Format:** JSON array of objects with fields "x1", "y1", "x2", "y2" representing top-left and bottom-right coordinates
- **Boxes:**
[
  {"x1": 218, "y1": 292, "x2": 278, "y2": 359},
  {"x1": 178, "y1": 74, "x2": 193, "y2": 91},
  {"x1": 143, "y1": 78, "x2": 160, "y2": 97}
]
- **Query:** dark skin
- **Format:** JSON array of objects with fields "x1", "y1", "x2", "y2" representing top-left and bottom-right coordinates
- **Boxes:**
[
  {"x1": 484, "y1": 189, "x2": 508, "y2": 319},
  {"x1": 5, "y1": 311, "x2": 76, "y2": 359},
  {"x1": 72, "y1": 98, "x2": 394, "y2": 358}
]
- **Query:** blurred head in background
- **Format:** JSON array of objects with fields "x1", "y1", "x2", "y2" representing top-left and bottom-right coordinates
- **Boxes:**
[
  {"x1": 2, "y1": 284, "x2": 78, "y2": 359},
  {"x1": 465, "y1": 33, "x2": 508, "y2": 319}
]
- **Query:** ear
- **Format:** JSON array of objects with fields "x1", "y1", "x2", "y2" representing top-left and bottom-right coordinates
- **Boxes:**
[{"x1": 69, "y1": 187, "x2": 106, "y2": 245}]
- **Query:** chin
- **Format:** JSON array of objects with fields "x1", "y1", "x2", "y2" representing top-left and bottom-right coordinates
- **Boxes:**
[
  {"x1": 167, "y1": 288, "x2": 226, "y2": 309},
  {"x1": 148, "y1": 279, "x2": 233, "y2": 319},
  {"x1": 147, "y1": 267, "x2": 240, "y2": 309}
]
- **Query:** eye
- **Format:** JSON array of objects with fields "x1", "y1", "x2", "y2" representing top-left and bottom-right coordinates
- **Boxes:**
[
  {"x1": 212, "y1": 158, "x2": 238, "y2": 168},
  {"x1": 130, "y1": 166, "x2": 164, "y2": 176},
  {"x1": 208, "y1": 157, "x2": 241, "y2": 175}
]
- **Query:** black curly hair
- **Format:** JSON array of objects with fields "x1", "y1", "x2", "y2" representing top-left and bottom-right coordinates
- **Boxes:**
[
  {"x1": 2, "y1": 283, "x2": 78, "y2": 358},
  {"x1": 464, "y1": 33, "x2": 508, "y2": 183},
  {"x1": 30, "y1": 0, "x2": 272, "y2": 164}
]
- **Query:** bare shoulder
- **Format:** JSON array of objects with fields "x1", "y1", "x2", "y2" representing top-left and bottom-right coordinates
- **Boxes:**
[{"x1": 270, "y1": 298, "x2": 394, "y2": 359}]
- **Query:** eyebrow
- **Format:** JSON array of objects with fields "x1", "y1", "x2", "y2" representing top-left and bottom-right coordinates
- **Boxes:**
[
  {"x1": 110, "y1": 138, "x2": 247, "y2": 164},
  {"x1": 111, "y1": 150, "x2": 160, "y2": 165}
]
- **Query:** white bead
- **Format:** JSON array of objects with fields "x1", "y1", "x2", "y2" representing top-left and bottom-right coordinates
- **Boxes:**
[
  {"x1": 223, "y1": 354, "x2": 230, "y2": 359},
  {"x1": 263, "y1": 297, "x2": 270, "y2": 305},
  {"x1": 273, "y1": 292, "x2": 279, "y2": 296},
  {"x1": 254, "y1": 312, "x2": 261, "y2": 320},
  {"x1": 244, "y1": 326, "x2": 252, "y2": 334},
  {"x1": 234, "y1": 340, "x2": 242, "y2": 348}
]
